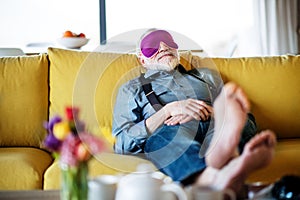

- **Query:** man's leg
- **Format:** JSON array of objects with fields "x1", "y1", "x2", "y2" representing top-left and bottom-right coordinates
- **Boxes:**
[
  {"x1": 144, "y1": 122, "x2": 207, "y2": 184},
  {"x1": 238, "y1": 113, "x2": 257, "y2": 153},
  {"x1": 205, "y1": 82, "x2": 251, "y2": 169},
  {"x1": 195, "y1": 83, "x2": 276, "y2": 195},
  {"x1": 199, "y1": 114, "x2": 257, "y2": 162},
  {"x1": 199, "y1": 130, "x2": 276, "y2": 194}
]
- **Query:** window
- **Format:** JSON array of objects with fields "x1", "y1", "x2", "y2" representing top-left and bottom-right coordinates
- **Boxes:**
[
  {"x1": 106, "y1": 0, "x2": 254, "y2": 56},
  {"x1": 1, "y1": 0, "x2": 255, "y2": 56},
  {"x1": 0, "y1": 0, "x2": 99, "y2": 51}
]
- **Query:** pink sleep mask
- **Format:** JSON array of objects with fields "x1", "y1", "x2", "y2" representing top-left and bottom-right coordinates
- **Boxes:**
[{"x1": 140, "y1": 30, "x2": 178, "y2": 58}]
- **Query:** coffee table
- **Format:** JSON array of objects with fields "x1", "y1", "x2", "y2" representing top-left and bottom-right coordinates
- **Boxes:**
[
  {"x1": 0, "y1": 190, "x2": 60, "y2": 200},
  {"x1": 0, "y1": 184, "x2": 276, "y2": 200}
]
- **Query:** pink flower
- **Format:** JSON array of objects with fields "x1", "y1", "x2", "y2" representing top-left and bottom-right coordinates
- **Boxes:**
[
  {"x1": 43, "y1": 106, "x2": 106, "y2": 167},
  {"x1": 60, "y1": 134, "x2": 81, "y2": 166},
  {"x1": 79, "y1": 132, "x2": 106, "y2": 155}
]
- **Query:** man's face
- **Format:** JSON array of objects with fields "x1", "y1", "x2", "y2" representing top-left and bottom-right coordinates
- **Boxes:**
[{"x1": 139, "y1": 30, "x2": 180, "y2": 71}]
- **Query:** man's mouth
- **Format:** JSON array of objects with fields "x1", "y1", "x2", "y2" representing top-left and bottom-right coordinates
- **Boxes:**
[{"x1": 158, "y1": 53, "x2": 174, "y2": 60}]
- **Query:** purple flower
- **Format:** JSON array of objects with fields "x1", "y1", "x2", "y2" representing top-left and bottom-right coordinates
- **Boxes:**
[
  {"x1": 44, "y1": 132, "x2": 62, "y2": 151},
  {"x1": 74, "y1": 120, "x2": 85, "y2": 133},
  {"x1": 43, "y1": 115, "x2": 63, "y2": 151},
  {"x1": 44, "y1": 115, "x2": 62, "y2": 134}
]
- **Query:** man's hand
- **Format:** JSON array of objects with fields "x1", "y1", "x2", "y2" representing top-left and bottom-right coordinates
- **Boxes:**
[
  {"x1": 164, "y1": 114, "x2": 193, "y2": 125},
  {"x1": 164, "y1": 99, "x2": 213, "y2": 125}
]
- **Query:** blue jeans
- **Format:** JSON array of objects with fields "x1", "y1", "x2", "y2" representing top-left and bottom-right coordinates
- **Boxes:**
[{"x1": 144, "y1": 114, "x2": 257, "y2": 185}]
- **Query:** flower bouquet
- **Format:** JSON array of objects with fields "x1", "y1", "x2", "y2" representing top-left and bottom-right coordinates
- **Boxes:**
[{"x1": 43, "y1": 106, "x2": 105, "y2": 200}]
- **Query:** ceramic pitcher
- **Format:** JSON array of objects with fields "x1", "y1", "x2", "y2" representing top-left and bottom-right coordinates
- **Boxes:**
[{"x1": 115, "y1": 169, "x2": 187, "y2": 200}]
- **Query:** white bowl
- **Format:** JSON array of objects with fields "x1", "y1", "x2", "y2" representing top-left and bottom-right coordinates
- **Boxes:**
[{"x1": 57, "y1": 37, "x2": 89, "y2": 49}]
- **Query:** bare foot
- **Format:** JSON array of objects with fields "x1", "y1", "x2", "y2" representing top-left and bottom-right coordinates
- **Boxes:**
[
  {"x1": 245, "y1": 130, "x2": 277, "y2": 151},
  {"x1": 203, "y1": 130, "x2": 276, "y2": 196},
  {"x1": 206, "y1": 82, "x2": 250, "y2": 168}
]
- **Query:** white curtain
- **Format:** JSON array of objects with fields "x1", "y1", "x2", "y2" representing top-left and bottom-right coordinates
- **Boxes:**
[{"x1": 254, "y1": 0, "x2": 298, "y2": 56}]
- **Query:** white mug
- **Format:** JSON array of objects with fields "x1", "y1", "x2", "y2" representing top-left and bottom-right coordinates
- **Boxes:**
[
  {"x1": 88, "y1": 175, "x2": 119, "y2": 200},
  {"x1": 186, "y1": 186, "x2": 236, "y2": 200}
]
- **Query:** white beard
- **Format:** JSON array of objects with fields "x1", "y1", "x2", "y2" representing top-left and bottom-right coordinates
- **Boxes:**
[{"x1": 145, "y1": 56, "x2": 180, "y2": 71}]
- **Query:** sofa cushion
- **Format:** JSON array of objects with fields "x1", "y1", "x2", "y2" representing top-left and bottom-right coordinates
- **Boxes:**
[
  {"x1": 0, "y1": 147, "x2": 53, "y2": 189},
  {"x1": 193, "y1": 55, "x2": 300, "y2": 139},
  {"x1": 0, "y1": 54, "x2": 49, "y2": 147}
]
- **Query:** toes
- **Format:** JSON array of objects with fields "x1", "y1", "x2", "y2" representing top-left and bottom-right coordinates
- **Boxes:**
[
  {"x1": 222, "y1": 82, "x2": 250, "y2": 112},
  {"x1": 235, "y1": 87, "x2": 250, "y2": 112},
  {"x1": 245, "y1": 130, "x2": 277, "y2": 151},
  {"x1": 223, "y1": 82, "x2": 239, "y2": 98},
  {"x1": 261, "y1": 130, "x2": 277, "y2": 147}
]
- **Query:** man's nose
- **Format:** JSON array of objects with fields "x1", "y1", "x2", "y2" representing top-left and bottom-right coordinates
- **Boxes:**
[{"x1": 159, "y1": 42, "x2": 170, "y2": 51}]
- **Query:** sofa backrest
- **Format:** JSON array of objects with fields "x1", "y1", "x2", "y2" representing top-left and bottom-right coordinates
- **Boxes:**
[
  {"x1": 48, "y1": 48, "x2": 140, "y2": 148},
  {"x1": 1, "y1": 48, "x2": 299, "y2": 148},
  {"x1": 48, "y1": 48, "x2": 195, "y2": 149},
  {"x1": 48, "y1": 48, "x2": 300, "y2": 149},
  {"x1": 202, "y1": 55, "x2": 300, "y2": 139},
  {"x1": 0, "y1": 54, "x2": 49, "y2": 147}
]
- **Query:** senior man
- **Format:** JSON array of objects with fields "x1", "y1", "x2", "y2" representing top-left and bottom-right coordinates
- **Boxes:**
[{"x1": 112, "y1": 29, "x2": 276, "y2": 196}]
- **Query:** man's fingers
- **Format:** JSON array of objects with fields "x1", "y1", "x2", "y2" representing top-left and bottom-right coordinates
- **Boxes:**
[
  {"x1": 198, "y1": 100, "x2": 213, "y2": 113},
  {"x1": 171, "y1": 99, "x2": 213, "y2": 122},
  {"x1": 165, "y1": 115, "x2": 182, "y2": 125},
  {"x1": 184, "y1": 100, "x2": 212, "y2": 120},
  {"x1": 179, "y1": 116, "x2": 193, "y2": 124}
]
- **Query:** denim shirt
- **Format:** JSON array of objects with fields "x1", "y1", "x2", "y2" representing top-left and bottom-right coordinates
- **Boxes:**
[{"x1": 112, "y1": 66, "x2": 223, "y2": 154}]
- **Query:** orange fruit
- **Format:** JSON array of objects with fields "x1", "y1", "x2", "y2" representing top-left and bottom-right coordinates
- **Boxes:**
[{"x1": 63, "y1": 30, "x2": 74, "y2": 37}]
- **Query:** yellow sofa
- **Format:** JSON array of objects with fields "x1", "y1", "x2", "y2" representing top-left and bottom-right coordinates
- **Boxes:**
[{"x1": 0, "y1": 47, "x2": 299, "y2": 190}]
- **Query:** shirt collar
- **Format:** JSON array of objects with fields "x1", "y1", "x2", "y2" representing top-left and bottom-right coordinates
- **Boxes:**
[{"x1": 144, "y1": 64, "x2": 186, "y2": 79}]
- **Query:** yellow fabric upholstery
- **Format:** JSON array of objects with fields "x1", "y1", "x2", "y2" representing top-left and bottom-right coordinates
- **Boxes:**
[
  {"x1": 0, "y1": 147, "x2": 53, "y2": 189},
  {"x1": 247, "y1": 139, "x2": 300, "y2": 183},
  {"x1": 44, "y1": 153, "x2": 155, "y2": 189},
  {"x1": 0, "y1": 54, "x2": 49, "y2": 147},
  {"x1": 48, "y1": 48, "x2": 142, "y2": 147},
  {"x1": 208, "y1": 56, "x2": 300, "y2": 139}
]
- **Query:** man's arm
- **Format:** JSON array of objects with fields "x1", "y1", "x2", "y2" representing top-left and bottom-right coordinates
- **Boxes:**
[
  {"x1": 112, "y1": 83, "x2": 148, "y2": 154},
  {"x1": 112, "y1": 79, "x2": 214, "y2": 153},
  {"x1": 146, "y1": 99, "x2": 213, "y2": 133}
]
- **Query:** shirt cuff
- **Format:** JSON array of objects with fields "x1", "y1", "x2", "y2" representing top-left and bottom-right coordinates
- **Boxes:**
[{"x1": 130, "y1": 120, "x2": 149, "y2": 145}]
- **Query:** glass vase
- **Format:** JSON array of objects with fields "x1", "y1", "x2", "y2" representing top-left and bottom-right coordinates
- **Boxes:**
[{"x1": 60, "y1": 162, "x2": 88, "y2": 200}]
